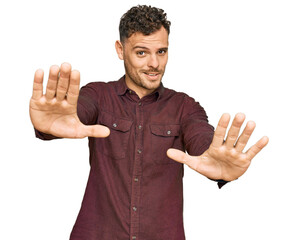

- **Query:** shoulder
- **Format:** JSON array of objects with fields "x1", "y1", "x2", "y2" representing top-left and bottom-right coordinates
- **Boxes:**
[
  {"x1": 163, "y1": 86, "x2": 208, "y2": 118},
  {"x1": 81, "y1": 80, "x2": 115, "y2": 90},
  {"x1": 162, "y1": 86, "x2": 198, "y2": 105},
  {"x1": 80, "y1": 79, "x2": 121, "y2": 94}
]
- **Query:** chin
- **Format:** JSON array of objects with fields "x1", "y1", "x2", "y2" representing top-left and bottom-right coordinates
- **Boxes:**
[{"x1": 143, "y1": 80, "x2": 161, "y2": 90}]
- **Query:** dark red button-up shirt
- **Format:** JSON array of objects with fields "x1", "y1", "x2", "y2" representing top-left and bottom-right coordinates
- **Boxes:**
[{"x1": 36, "y1": 76, "x2": 215, "y2": 240}]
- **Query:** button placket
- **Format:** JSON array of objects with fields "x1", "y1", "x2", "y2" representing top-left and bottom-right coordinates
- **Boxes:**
[{"x1": 130, "y1": 99, "x2": 143, "y2": 240}]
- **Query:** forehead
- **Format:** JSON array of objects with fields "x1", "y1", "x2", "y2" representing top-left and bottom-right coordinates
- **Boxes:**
[{"x1": 124, "y1": 27, "x2": 169, "y2": 49}]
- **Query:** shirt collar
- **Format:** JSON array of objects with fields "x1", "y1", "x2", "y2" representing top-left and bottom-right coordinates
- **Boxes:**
[
  {"x1": 116, "y1": 75, "x2": 165, "y2": 100},
  {"x1": 115, "y1": 75, "x2": 128, "y2": 96}
]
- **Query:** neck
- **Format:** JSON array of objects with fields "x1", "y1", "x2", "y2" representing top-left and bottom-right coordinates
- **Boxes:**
[{"x1": 125, "y1": 77, "x2": 155, "y2": 99}]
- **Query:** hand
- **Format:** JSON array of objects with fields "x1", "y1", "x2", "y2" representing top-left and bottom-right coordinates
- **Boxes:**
[
  {"x1": 167, "y1": 113, "x2": 269, "y2": 181},
  {"x1": 29, "y1": 63, "x2": 110, "y2": 138}
]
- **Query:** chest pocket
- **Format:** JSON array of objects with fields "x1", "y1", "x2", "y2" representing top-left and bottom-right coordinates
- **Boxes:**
[
  {"x1": 99, "y1": 111, "x2": 133, "y2": 160},
  {"x1": 150, "y1": 124, "x2": 183, "y2": 164}
]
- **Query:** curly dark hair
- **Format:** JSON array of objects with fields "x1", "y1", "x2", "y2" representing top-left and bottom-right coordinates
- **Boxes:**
[{"x1": 119, "y1": 5, "x2": 171, "y2": 43}]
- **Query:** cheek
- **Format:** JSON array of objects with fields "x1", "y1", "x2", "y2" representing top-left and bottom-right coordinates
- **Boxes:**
[
  {"x1": 161, "y1": 56, "x2": 168, "y2": 67},
  {"x1": 131, "y1": 58, "x2": 147, "y2": 71},
  {"x1": 124, "y1": 52, "x2": 147, "y2": 71}
]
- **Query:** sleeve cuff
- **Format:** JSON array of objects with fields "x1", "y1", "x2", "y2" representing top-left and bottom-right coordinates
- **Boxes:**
[
  {"x1": 216, "y1": 180, "x2": 229, "y2": 189},
  {"x1": 34, "y1": 128, "x2": 60, "y2": 140},
  {"x1": 208, "y1": 178, "x2": 230, "y2": 189}
]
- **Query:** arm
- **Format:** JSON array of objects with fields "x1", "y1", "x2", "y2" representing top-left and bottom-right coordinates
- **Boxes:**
[
  {"x1": 179, "y1": 96, "x2": 214, "y2": 157},
  {"x1": 30, "y1": 63, "x2": 110, "y2": 139},
  {"x1": 174, "y1": 96, "x2": 227, "y2": 187}
]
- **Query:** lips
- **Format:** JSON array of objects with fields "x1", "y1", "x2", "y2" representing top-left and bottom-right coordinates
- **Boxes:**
[
  {"x1": 143, "y1": 72, "x2": 160, "y2": 80},
  {"x1": 145, "y1": 73, "x2": 159, "y2": 76}
]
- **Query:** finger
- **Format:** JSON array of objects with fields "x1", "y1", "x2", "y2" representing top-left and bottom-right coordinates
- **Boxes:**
[
  {"x1": 235, "y1": 120, "x2": 256, "y2": 152},
  {"x1": 56, "y1": 62, "x2": 71, "y2": 101},
  {"x1": 32, "y1": 69, "x2": 44, "y2": 100},
  {"x1": 225, "y1": 113, "x2": 246, "y2": 149},
  {"x1": 211, "y1": 113, "x2": 231, "y2": 148},
  {"x1": 83, "y1": 125, "x2": 110, "y2": 138},
  {"x1": 45, "y1": 65, "x2": 59, "y2": 100},
  {"x1": 67, "y1": 70, "x2": 80, "y2": 105},
  {"x1": 245, "y1": 136, "x2": 269, "y2": 161},
  {"x1": 167, "y1": 148, "x2": 199, "y2": 169}
]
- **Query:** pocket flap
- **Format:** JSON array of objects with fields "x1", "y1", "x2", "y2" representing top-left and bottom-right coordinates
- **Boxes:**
[
  {"x1": 150, "y1": 124, "x2": 180, "y2": 137},
  {"x1": 100, "y1": 111, "x2": 133, "y2": 132}
]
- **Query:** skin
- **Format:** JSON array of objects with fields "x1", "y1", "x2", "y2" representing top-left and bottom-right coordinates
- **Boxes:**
[
  {"x1": 115, "y1": 27, "x2": 169, "y2": 98},
  {"x1": 30, "y1": 63, "x2": 110, "y2": 138},
  {"x1": 29, "y1": 27, "x2": 269, "y2": 182},
  {"x1": 167, "y1": 113, "x2": 269, "y2": 181}
]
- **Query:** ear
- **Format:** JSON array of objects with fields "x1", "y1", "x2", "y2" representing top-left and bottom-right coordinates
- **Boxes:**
[{"x1": 115, "y1": 40, "x2": 124, "y2": 60}]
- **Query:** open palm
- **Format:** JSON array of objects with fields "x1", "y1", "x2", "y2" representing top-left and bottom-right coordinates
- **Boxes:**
[
  {"x1": 29, "y1": 63, "x2": 110, "y2": 138},
  {"x1": 167, "y1": 113, "x2": 269, "y2": 181}
]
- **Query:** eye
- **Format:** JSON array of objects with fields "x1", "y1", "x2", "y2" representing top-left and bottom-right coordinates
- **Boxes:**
[
  {"x1": 158, "y1": 49, "x2": 167, "y2": 55},
  {"x1": 137, "y1": 51, "x2": 145, "y2": 56}
]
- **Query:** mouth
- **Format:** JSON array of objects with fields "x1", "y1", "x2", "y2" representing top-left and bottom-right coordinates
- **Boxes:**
[
  {"x1": 144, "y1": 72, "x2": 159, "y2": 76},
  {"x1": 143, "y1": 72, "x2": 160, "y2": 80}
]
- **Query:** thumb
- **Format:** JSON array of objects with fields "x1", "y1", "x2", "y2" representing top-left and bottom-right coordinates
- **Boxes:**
[
  {"x1": 83, "y1": 124, "x2": 110, "y2": 138},
  {"x1": 166, "y1": 148, "x2": 195, "y2": 164},
  {"x1": 167, "y1": 148, "x2": 187, "y2": 163}
]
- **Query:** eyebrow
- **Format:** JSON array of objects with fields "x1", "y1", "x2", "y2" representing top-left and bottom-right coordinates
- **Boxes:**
[
  {"x1": 132, "y1": 46, "x2": 168, "y2": 51},
  {"x1": 132, "y1": 46, "x2": 150, "y2": 50}
]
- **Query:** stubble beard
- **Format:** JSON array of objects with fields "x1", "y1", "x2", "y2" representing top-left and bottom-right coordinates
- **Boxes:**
[{"x1": 124, "y1": 62, "x2": 165, "y2": 91}]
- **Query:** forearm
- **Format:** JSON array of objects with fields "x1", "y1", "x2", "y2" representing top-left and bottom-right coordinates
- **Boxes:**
[{"x1": 180, "y1": 97, "x2": 230, "y2": 188}]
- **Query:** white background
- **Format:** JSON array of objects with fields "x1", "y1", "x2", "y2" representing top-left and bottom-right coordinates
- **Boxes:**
[{"x1": 0, "y1": 0, "x2": 297, "y2": 239}]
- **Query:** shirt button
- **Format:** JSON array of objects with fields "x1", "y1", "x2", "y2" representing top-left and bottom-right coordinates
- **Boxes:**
[
  {"x1": 134, "y1": 177, "x2": 139, "y2": 182},
  {"x1": 138, "y1": 102, "x2": 142, "y2": 106},
  {"x1": 167, "y1": 130, "x2": 171, "y2": 135},
  {"x1": 133, "y1": 207, "x2": 137, "y2": 211},
  {"x1": 137, "y1": 149, "x2": 142, "y2": 154},
  {"x1": 138, "y1": 125, "x2": 142, "y2": 130},
  {"x1": 113, "y1": 123, "x2": 117, "y2": 128},
  {"x1": 132, "y1": 236, "x2": 136, "y2": 240}
]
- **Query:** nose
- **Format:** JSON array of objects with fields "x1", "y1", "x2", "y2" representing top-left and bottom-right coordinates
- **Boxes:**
[{"x1": 147, "y1": 54, "x2": 159, "y2": 69}]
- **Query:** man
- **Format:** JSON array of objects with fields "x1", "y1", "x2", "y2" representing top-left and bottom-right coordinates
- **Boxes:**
[{"x1": 30, "y1": 5, "x2": 269, "y2": 240}]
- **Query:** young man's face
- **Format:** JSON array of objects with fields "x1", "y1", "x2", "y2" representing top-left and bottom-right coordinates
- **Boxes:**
[{"x1": 116, "y1": 27, "x2": 169, "y2": 98}]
